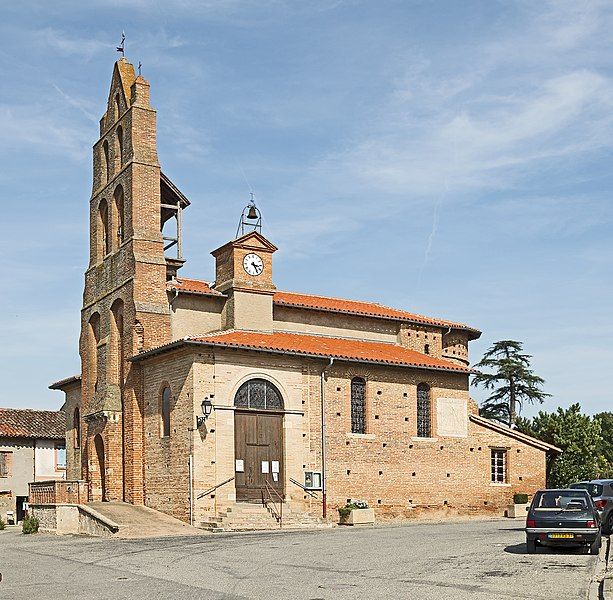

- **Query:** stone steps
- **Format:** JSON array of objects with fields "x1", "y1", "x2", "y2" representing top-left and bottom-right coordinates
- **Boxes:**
[{"x1": 197, "y1": 502, "x2": 331, "y2": 532}]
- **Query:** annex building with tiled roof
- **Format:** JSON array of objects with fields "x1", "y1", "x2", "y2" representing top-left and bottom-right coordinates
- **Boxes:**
[
  {"x1": 0, "y1": 408, "x2": 66, "y2": 523},
  {"x1": 49, "y1": 57, "x2": 556, "y2": 527}
]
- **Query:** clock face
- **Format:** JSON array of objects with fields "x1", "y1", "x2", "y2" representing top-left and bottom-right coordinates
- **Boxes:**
[{"x1": 243, "y1": 253, "x2": 264, "y2": 276}]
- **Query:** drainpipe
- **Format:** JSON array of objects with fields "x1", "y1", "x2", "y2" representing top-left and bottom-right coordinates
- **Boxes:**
[
  {"x1": 320, "y1": 357, "x2": 334, "y2": 518},
  {"x1": 188, "y1": 453, "x2": 194, "y2": 526}
]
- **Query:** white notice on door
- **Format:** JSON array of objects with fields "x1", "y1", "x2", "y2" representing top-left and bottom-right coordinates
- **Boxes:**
[
  {"x1": 235, "y1": 459, "x2": 244, "y2": 472},
  {"x1": 271, "y1": 461, "x2": 279, "y2": 473},
  {"x1": 261, "y1": 461, "x2": 270, "y2": 474},
  {"x1": 272, "y1": 472, "x2": 279, "y2": 482}
]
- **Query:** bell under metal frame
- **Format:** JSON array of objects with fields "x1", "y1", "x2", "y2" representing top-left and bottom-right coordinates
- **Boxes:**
[{"x1": 236, "y1": 200, "x2": 262, "y2": 238}]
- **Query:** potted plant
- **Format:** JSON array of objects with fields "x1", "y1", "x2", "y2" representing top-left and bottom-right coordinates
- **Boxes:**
[
  {"x1": 338, "y1": 500, "x2": 375, "y2": 525},
  {"x1": 506, "y1": 493, "x2": 530, "y2": 518}
]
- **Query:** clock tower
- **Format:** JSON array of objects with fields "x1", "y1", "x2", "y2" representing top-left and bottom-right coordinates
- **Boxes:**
[{"x1": 211, "y1": 230, "x2": 278, "y2": 331}]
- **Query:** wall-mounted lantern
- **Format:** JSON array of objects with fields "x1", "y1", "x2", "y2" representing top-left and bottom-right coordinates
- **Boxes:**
[{"x1": 196, "y1": 398, "x2": 214, "y2": 428}]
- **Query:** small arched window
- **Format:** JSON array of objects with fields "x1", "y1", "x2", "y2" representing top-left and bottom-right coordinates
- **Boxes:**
[
  {"x1": 102, "y1": 140, "x2": 110, "y2": 183},
  {"x1": 351, "y1": 377, "x2": 366, "y2": 434},
  {"x1": 73, "y1": 407, "x2": 80, "y2": 449},
  {"x1": 98, "y1": 199, "x2": 110, "y2": 257},
  {"x1": 114, "y1": 186, "x2": 125, "y2": 244},
  {"x1": 89, "y1": 312, "x2": 101, "y2": 392},
  {"x1": 116, "y1": 126, "x2": 124, "y2": 167},
  {"x1": 110, "y1": 299, "x2": 124, "y2": 384},
  {"x1": 234, "y1": 379, "x2": 283, "y2": 410},
  {"x1": 161, "y1": 386, "x2": 171, "y2": 437},
  {"x1": 417, "y1": 383, "x2": 431, "y2": 438},
  {"x1": 114, "y1": 93, "x2": 121, "y2": 121}
]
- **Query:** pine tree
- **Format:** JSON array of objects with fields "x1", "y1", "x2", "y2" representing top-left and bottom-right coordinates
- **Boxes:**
[{"x1": 472, "y1": 340, "x2": 550, "y2": 427}]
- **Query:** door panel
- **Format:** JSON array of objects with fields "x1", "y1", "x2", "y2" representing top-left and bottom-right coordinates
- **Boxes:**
[{"x1": 235, "y1": 410, "x2": 283, "y2": 501}]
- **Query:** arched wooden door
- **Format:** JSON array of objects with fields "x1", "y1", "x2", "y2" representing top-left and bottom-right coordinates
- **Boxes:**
[{"x1": 234, "y1": 379, "x2": 284, "y2": 502}]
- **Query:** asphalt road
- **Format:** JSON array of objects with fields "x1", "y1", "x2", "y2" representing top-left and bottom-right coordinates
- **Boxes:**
[{"x1": 0, "y1": 519, "x2": 600, "y2": 600}]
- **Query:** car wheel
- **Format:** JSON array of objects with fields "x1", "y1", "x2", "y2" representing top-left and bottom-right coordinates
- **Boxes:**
[
  {"x1": 589, "y1": 535, "x2": 601, "y2": 556},
  {"x1": 526, "y1": 538, "x2": 537, "y2": 554}
]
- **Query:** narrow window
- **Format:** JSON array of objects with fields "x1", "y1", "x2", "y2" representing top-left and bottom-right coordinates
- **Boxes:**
[
  {"x1": 110, "y1": 299, "x2": 124, "y2": 384},
  {"x1": 102, "y1": 140, "x2": 110, "y2": 183},
  {"x1": 114, "y1": 186, "x2": 125, "y2": 244},
  {"x1": 0, "y1": 451, "x2": 12, "y2": 477},
  {"x1": 55, "y1": 444, "x2": 67, "y2": 470},
  {"x1": 73, "y1": 407, "x2": 80, "y2": 449},
  {"x1": 114, "y1": 93, "x2": 121, "y2": 121},
  {"x1": 350, "y1": 377, "x2": 366, "y2": 434},
  {"x1": 98, "y1": 199, "x2": 110, "y2": 256},
  {"x1": 416, "y1": 383, "x2": 431, "y2": 437},
  {"x1": 89, "y1": 312, "x2": 100, "y2": 392},
  {"x1": 116, "y1": 125, "x2": 124, "y2": 167},
  {"x1": 491, "y1": 449, "x2": 507, "y2": 483},
  {"x1": 161, "y1": 386, "x2": 171, "y2": 437},
  {"x1": 424, "y1": 344, "x2": 430, "y2": 355}
]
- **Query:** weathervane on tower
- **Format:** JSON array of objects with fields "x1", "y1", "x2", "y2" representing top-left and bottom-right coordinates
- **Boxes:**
[
  {"x1": 236, "y1": 192, "x2": 262, "y2": 238},
  {"x1": 116, "y1": 31, "x2": 126, "y2": 56}
]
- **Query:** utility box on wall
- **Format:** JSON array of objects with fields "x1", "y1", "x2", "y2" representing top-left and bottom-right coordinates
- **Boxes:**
[{"x1": 304, "y1": 471, "x2": 322, "y2": 490}]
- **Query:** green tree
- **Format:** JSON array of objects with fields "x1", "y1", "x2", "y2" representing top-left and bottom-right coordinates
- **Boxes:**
[
  {"x1": 595, "y1": 411, "x2": 613, "y2": 476},
  {"x1": 472, "y1": 340, "x2": 550, "y2": 427},
  {"x1": 516, "y1": 403, "x2": 607, "y2": 487}
]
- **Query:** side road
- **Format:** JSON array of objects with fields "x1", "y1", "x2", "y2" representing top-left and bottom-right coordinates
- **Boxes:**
[{"x1": 0, "y1": 519, "x2": 602, "y2": 600}]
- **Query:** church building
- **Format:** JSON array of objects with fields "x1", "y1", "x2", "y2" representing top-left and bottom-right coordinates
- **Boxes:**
[{"x1": 51, "y1": 58, "x2": 558, "y2": 527}]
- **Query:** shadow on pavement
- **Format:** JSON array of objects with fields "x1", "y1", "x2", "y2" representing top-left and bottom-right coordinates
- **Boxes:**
[{"x1": 504, "y1": 542, "x2": 587, "y2": 555}]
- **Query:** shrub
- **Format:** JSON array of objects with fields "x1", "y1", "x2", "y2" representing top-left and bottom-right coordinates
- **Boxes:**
[
  {"x1": 22, "y1": 515, "x2": 39, "y2": 534},
  {"x1": 513, "y1": 493, "x2": 529, "y2": 504},
  {"x1": 0, "y1": 517, "x2": 5, "y2": 530},
  {"x1": 338, "y1": 501, "x2": 369, "y2": 519}
]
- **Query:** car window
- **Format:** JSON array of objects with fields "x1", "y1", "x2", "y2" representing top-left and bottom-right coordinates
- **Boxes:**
[
  {"x1": 570, "y1": 482, "x2": 603, "y2": 497},
  {"x1": 534, "y1": 491, "x2": 589, "y2": 510}
]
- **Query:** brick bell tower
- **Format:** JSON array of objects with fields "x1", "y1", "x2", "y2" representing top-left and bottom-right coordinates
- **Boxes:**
[{"x1": 80, "y1": 58, "x2": 186, "y2": 503}]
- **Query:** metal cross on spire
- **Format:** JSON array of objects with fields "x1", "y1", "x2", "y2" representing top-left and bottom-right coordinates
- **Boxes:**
[{"x1": 116, "y1": 31, "x2": 126, "y2": 56}]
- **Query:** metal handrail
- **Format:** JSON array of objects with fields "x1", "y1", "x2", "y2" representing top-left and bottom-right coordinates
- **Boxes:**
[
  {"x1": 289, "y1": 477, "x2": 319, "y2": 499},
  {"x1": 261, "y1": 479, "x2": 283, "y2": 528},
  {"x1": 197, "y1": 476, "x2": 235, "y2": 499}
]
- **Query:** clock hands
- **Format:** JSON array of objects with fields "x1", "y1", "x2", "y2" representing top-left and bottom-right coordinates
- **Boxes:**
[{"x1": 251, "y1": 261, "x2": 262, "y2": 274}]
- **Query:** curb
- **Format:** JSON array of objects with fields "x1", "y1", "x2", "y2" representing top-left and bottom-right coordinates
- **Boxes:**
[{"x1": 601, "y1": 536, "x2": 611, "y2": 600}]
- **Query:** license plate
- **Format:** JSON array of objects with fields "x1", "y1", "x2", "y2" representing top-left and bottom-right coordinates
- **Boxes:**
[{"x1": 548, "y1": 533, "x2": 574, "y2": 539}]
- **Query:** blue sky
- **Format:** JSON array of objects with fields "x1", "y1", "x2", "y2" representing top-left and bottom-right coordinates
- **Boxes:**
[{"x1": 1, "y1": 1, "x2": 611, "y2": 417}]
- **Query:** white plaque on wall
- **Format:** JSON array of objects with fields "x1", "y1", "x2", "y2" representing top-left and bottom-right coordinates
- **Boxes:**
[
  {"x1": 235, "y1": 459, "x2": 244, "y2": 472},
  {"x1": 271, "y1": 461, "x2": 280, "y2": 473},
  {"x1": 436, "y1": 397, "x2": 468, "y2": 438},
  {"x1": 261, "y1": 461, "x2": 270, "y2": 474}
]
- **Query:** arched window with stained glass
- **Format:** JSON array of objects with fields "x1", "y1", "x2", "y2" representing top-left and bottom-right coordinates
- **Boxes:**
[{"x1": 234, "y1": 379, "x2": 284, "y2": 410}]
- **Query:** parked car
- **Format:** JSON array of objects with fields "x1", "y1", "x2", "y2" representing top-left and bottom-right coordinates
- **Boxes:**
[
  {"x1": 525, "y1": 489, "x2": 601, "y2": 554},
  {"x1": 569, "y1": 480, "x2": 613, "y2": 534}
]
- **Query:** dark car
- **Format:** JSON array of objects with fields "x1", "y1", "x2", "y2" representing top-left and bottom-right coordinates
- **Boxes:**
[
  {"x1": 525, "y1": 489, "x2": 601, "y2": 554},
  {"x1": 569, "y1": 480, "x2": 613, "y2": 534}
]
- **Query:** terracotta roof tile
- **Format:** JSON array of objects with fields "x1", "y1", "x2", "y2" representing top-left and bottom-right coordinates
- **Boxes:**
[
  {"x1": 0, "y1": 408, "x2": 65, "y2": 439},
  {"x1": 274, "y1": 291, "x2": 480, "y2": 336},
  {"x1": 168, "y1": 277, "x2": 479, "y2": 336},
  {"x1": 184, "y1": 331, "x2": 472, "y2": 373},
  {"x1": 167, "y1": 278, "x2": 225, "y2": 297}
]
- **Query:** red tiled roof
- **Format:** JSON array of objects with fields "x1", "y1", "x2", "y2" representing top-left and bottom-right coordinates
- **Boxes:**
[
  {"x1": 0, "y1": 408, "x2": 65, "y2": 439},
  {"x1": 168, "y1": 278, "x2": 479, "y2": 336},
  {"x1": 180, "y1": 331, "x2": 471, "y2": 373},
  {"x1": 274, "y1": 291, "x2": 480, "y2": 336},
  {"x1": 168, "y1": 278, "x2": 225, "y2": 297}
]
